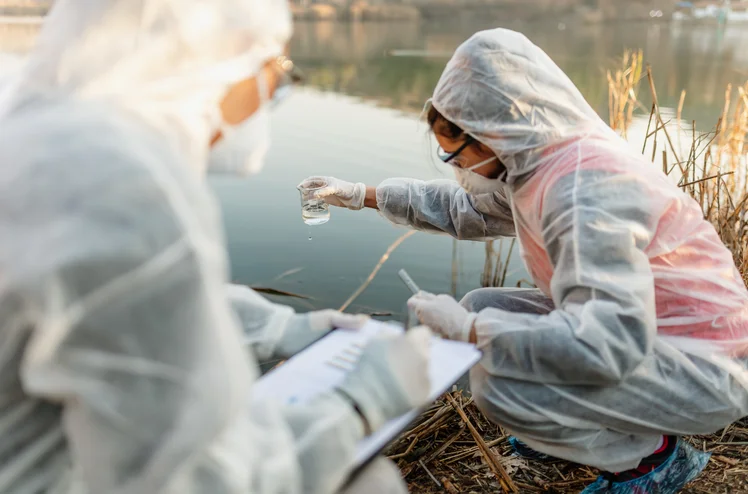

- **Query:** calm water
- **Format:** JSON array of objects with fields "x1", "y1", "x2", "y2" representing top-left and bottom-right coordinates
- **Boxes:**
[{"x1": 3, "y1": 19, "x2": 748, "y2": 319}]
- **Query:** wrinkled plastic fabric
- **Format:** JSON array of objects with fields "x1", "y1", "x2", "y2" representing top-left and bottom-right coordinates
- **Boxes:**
[
  {"x1": 377, "y1": 28, "x2": 748, "y2": 368},
  {"x1": 227, "y1": 284, "x2": 369, "y2": 362},
  {"x1": 0, "y1": 1, "x2": 406, "y2": 493},
  {"x1": 227, "y1": 284, "x2": 297, "y2": 361},
  {"x1": 375, "y1": 27, "x2": 748, "y2": 472},
  {"x1": 462, "y1": 288, "x2": 748, "y2": 472},
  {"x1": 0, "y1": 53, "x2": 23, "y2": 112},
  {"x1": 431, "y1": 29, "x2": 613, "y2": 184},
  {"x1": 580, "y1": 439, "x2": 711, "y2": 494},
  {"x1": 377, "y1": 178, "x2": 515, "y2": 241},
  {"x1": 1, "y1": 0, "x2": 293, "y2": 175},
  {"x1": 339, "y1": 457, "x2": 408, "y2": 494}
]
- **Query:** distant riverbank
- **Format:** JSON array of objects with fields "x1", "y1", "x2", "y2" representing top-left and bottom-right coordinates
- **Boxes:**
[
  {"x1": 0, "y1": 1, "x2": 676, "y2": 24},
  {"x1": 291, "y1": 1, "x2": 675, "y2": 23},
  {"x1": 293, "y1": 3, "x2": 420, "y2": 22},
  {"x1": 0, "y1": 0, "x2": 49, "y2": 17}
]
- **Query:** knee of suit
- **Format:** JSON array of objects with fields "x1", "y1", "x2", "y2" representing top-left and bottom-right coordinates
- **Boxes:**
[
  {"x1": 460, "y1": 287, "x2": 554, "y2": 314},
  {"x1": 470, "y1": 367, "x2": 546, "y2": 429},
  {"x1": 459, "y1": 288, "x2": 496, "y2": 312},
  {"x1": 340, "y1": 457, "x2": 407, "y2": 494}
]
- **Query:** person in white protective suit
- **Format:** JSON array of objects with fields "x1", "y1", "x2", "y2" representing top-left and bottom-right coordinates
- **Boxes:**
[
  {"x1": 0, "y1": 1, "x2": 433, "y2": 493},
  {"x1": 302, "y1": 28, "x2": 748, "y2": 493}
]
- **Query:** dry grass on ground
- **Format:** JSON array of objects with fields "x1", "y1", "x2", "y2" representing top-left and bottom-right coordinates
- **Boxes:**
[{"x1": 392, "y1": 392, "x2": 748, "y2": 493}]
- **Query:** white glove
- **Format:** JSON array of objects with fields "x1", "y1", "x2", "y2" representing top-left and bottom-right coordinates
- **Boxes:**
[
  {"x1": 299, "y1": 176, "x2": 366, "y2": 210},
  {"x1": 407, "y1": 292, "x2": 477, "y2": 342},
  {"x1": 337, "y1": 326, "x2": 432, "y2": 433},
  {"x1": 277, "y1": 310, "x2": 369, "y2": 358},
  {"x1": 227, "y1": 284, "x2": 368, "y2": 359}
]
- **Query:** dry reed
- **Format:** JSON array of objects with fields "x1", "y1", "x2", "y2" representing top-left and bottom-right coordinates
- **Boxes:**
[
  {"x1": 638, "y1": 82, "x2": 748, "y2": 288},
  {"x1": 397, "y1": 391, "x2": 748, "y2": 493},
  {"x1": 480, "y1": 237, "x2": 517, "y2": 289},
  {"x1": 339, "y1": 230, "x2": 416, "y2": 312},
  {"x1": 607, "y1": 49, "x2": 644, "y2": 139}
]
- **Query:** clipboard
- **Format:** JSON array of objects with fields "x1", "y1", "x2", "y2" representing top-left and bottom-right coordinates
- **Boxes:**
[{"x1": 250, "y1": 320, "x2": 482, "y2": 470}]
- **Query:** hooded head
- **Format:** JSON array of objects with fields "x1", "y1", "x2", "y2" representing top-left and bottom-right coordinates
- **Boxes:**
[
  {"x1": 431, "y1": 28, "x2": 613, "y2": 184},
  {"x1": 6, "y1": 0, "x2": 292, "y2": 174}
]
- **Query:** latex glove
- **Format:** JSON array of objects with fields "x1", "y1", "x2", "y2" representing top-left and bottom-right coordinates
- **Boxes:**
[
  {"x1": 277, "y1": 310, "x2": 369, "y2": 358},
  {"x1": 407, "y1": 291, "x2": 477, "y2": 342},
  {"x1": 227, "y1": 284, "x2": 368, "y2": 360},
  {"x1": 337, "y1": 326, "x2": 432, "y2": 433},
  {"x1": 299, "y1": 176, "x2": 366, "y2": 210}
]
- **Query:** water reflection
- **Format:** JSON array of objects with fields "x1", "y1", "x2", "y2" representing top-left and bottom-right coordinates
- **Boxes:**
[
  {"x1": 4, "y1": 19, "x2": 747, "y2": 121},
  {"x1": 291, "y1": 21, "x2": 748, "y2": 126},
  {"x1": 213, "y1": 89, "x2": 510, "y2": 318}
]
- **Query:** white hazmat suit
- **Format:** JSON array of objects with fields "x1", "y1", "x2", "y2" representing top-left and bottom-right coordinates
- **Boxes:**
[
  {"x1": 0, "y1": 1, "x2": 427, "y2": 493},
  {"x1": 326, "y1": 28, "x2": 748, "y2": 473}
]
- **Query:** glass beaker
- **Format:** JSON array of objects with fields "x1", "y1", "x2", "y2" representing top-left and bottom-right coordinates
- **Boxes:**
[{"x1": 297, "y1": 179, "x2": 330, "y2": 226}]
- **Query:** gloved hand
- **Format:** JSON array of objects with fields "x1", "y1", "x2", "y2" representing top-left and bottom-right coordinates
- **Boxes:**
[
  {"x1": 277, "y1": 310, "x2": 369, "y2": 358},
  {"x1": 227, "y1": 284, "x2": 368, "y2": 360},
  {"x1": 337, "y1": 326, "x2": 432, "y2": 433},
  {"x1": 299, "y1": 176, "x2": 366, "y2": 210},
  {"x1": 407, "y1": 291, "x2": 477, "y2": 342}
]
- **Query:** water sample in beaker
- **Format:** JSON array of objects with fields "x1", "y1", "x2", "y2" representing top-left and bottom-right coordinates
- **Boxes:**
[{"x1": 298, "y1": 179, "x2": 330, "y2": 226}]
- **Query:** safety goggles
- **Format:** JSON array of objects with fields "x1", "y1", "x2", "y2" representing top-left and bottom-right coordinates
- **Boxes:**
[
  {"x1": 271, "y1": 55, "x2": 304, "y2": 107},
  {"x1": 437, "y1": 135, "x2": 498, "y2": 173},
  {"x1": 437, "y1": 135, "x2": 475, "y2": 168}
]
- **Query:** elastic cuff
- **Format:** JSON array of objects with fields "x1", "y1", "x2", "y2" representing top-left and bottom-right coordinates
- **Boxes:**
[
  {"x1": 351, "y1": 182, "x2": 366, "y2": 210},
  {"x1": 271, "y1": 310, "x2": 305, "y2": 359},
  {"x1": 461, "y1": 312, "x2": 478, "y2": 342}
]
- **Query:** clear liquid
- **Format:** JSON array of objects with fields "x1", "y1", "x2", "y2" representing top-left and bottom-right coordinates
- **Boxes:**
[{"x1": 302, "y1": 202, "x2": 330, "y2": 226}]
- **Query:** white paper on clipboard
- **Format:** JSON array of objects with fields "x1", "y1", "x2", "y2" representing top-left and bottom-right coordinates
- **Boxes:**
[{"x1": 251, "y1": 320, "x2": 482, "y2": 466}]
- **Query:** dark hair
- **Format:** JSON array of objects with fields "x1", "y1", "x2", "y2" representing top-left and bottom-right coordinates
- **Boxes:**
[{"x1": 427, "y1": 104, "x2": 464, "y2": 140}]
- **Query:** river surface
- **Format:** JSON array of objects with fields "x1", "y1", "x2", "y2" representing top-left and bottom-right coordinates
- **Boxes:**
[{"x1": 2, "y1": 18, "x2": 748, "y2": 320}]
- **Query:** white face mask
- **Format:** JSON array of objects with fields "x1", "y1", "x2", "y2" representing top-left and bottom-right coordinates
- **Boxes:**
[
  {"x1": 453, "y1": 156, "x2": 506, "y2": 194},
  {"x1": 208, "y1": 72, "x2": 271, "y2": 176}
]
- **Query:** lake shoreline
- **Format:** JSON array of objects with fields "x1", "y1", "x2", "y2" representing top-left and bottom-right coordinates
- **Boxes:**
[
  {"x1": 0, "y1": 12, "x2": 677, "y2": 26},
  {"x1": 291, "y1": 2, "x2": 674, "y2": 23},
  {"x1": 0, "y1": 3, "x2": 674, "y2": 24}
]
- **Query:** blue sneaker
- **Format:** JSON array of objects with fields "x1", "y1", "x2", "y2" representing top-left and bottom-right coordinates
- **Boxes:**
[
  {"x1": 581, "y1": 437, "x2": 711, "y2": 493},
  {"x1": 508, "y1": 436, "x2": 554, "y2": 461}
]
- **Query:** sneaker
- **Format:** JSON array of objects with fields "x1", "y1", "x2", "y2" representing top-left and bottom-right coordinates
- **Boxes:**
[
  {"x1": 508, "y1": 436, "x2": 555, "y2": 461},
  {"x1": 581, "y1": 437, "x2": 711, "y2": 494}
]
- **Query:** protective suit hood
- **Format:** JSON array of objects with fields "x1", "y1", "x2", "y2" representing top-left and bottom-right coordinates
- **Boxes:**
[
  {"x1": 3, "y1": 0, "x2": 292, "y2": 174},
  {"x1": 431, "y1": 28, "x2": 613, "y2": 184}
]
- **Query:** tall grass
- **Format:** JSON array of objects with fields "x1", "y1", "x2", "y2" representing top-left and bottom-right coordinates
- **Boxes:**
[
  {"x1": 608, "y1": 53, "x2": 747, "y2": 286},
  {"x1": 480, "y1": 238, "x2": 516, "y2": 288},
  {"x1": 607, "y1": 49, "x2": 644, "y2": 139},
  {"x1": 711, "y1": 81, "x2": 748, "y2": 284}
]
